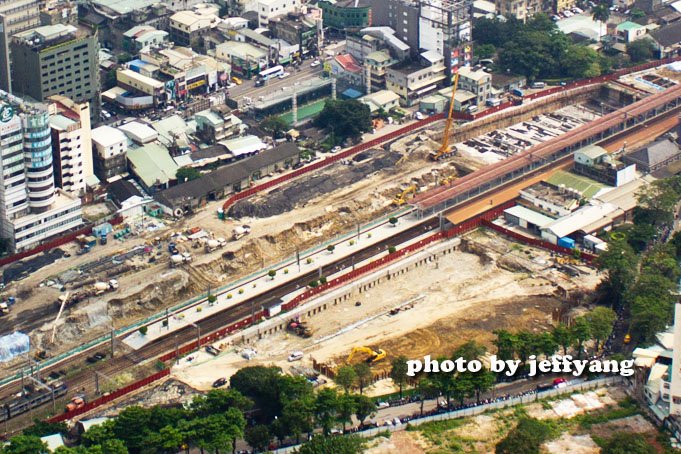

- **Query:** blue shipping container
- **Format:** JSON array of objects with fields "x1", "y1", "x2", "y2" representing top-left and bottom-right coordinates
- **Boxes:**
[{"x1": 558, "y1": 237, "x2": 575, "y2": 249}]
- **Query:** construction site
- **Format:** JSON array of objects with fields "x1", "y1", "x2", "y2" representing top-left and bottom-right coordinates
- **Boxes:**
[{"x1": 0, "y1": 61, "x2": 680, "y2": 438}]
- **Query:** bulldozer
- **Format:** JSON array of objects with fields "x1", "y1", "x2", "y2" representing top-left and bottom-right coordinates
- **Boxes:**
[
  {"x1": 429, "y1": 72, "x2": 460, "y2": 161},
  {"x1": 347, "y1": 346, "x2": 387, "y2": 364},
  {"x1": 392, "y1": 184, "x2": 418, "y2": 207}
]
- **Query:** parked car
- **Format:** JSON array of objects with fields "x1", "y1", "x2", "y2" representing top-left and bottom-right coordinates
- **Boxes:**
[
  {"x1": 212, "y1": 377, "x2": 227, "y2": 388},
  {"x1": 553, "y1": 377, "x2": 567, "y2": 388},
  {"x1": 376, "y1": 401, "x2": 390, "y2": 409},
  {"x1": 288, "y1": 351, "x2": 304, "y2": 362},
  {"x1": 278, "y1": 72, "x2": 290, "y2": 79},
  {"x1": 205, "y1": 345, "x2": 220, "y2": 356},
  {"x1": 310, "y1": 60, "x2": 321, "y2": 67},
  {"x1": 330, "y1": 146, "x2": 341, "y2": 153}
]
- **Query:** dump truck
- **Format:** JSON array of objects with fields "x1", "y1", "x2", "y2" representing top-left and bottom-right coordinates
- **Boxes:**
[
  {"x1": 204, "y1": 238, "x2": 227, "y2": 252},
  {"x1": 55, "y1": 280, "x2": 119, "y2": 309},
  {"x1": 287, "y1": 319, "x2": 313, "y2": 338},
  {"x1": 92, "y1": 279, "x2": 119, "y2": 295},
  {"x1": 65, "y1": 396, "x2": 85, "y2": 413},
  {"x1": 232, "y1": 225, "x2": 251, "y2": 241}
]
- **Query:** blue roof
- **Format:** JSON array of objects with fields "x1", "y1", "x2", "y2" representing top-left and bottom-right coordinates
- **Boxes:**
[{"x1": 342, "y1": 88, "x2": 363, "y2": 99}]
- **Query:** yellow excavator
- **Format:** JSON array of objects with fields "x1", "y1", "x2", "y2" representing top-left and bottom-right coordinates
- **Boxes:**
[
  {"x1": 392, "y1": 184, "x2": 418, "y2": 206},
  {"x1": 429, "y1": 72, "x2": 460, "y2": 161},
  {"x1": 347, "y1": 346, "x2": 387, "y2": 364},
  {"x1": 439, "y1": 174, "x2": 457, "y2": 186}
]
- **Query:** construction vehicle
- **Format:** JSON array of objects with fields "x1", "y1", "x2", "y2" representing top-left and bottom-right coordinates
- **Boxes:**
[
  {"x1": 392, "y1": 184, "x2": 418, "y2": 206},
  {"x1": 204, "y1": 238, "x2": 227, "y2": 252},
  {"x1": 287, "y1": 319, "x2": 313, "y2": 338},
  {"x1": 555, "y1": 256, "x2": 581, "y2": 265},
  {"x1": 168, "y1": 242, "x2": 179, "y2": 255},
  {"x1": 232, "y1": 225, "x2": 251, "y2": 241},
  {"x1": 430, "y1": 72, "x2": 460, "y2": 161},
  {"x1": 65, "y1": 396, "x2": 85, "y2": 413},
  {"x1": 54, "y1": 279, "x2": 120, "y2": 309},
  {"x1": 347, "y1": 346, "x2": 387, "y2": 364},
  {"x1": 439, "y1": 175, "x2": 457, "y2": 186},
  {"x1": 170, "y1": 252, "x2": 193, "y2": 267}
]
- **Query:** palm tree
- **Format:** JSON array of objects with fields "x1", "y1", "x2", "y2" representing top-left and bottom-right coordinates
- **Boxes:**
[{"x1": 592, "y1": 3, "x2": 611, "y2": 42}]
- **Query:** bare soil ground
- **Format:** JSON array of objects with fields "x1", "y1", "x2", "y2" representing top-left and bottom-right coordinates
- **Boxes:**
[{"x1": 172, "y1": 230, "x2": 599, "y2": 390}]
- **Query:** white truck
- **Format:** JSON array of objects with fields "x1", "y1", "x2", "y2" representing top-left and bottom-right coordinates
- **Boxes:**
[
  {"x1": 0, "y1": 302, "x2": 8, "y2": 316},
  {"x1": 92, "y1": 279, "x2": 119, "y2": 295},
  {"x1": 170, "y1": 252, "x2": 193, "y2": 267},
  {"x1": 232, "y1": 225, "x2": 251, "y2": 241},
  {"x1": 204, "y1": 238, "x2": 227, "y2": 252}
]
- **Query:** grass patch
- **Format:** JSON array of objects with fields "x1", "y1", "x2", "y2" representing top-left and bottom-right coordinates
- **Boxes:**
[
  {"x1": 407, "y1": 418, "x2": 465, "y2": 440},
  {"x1": 574, "y1": 397, "x2": 640, "y2": 429}
]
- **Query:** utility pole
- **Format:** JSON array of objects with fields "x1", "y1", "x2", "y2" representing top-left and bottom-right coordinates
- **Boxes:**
[
  {"x1": 110, "y1": 328, "x2": 115, "y2": 359},
  {"x1": 174, "y1": 335, "x2": 179, "y2": 364}
]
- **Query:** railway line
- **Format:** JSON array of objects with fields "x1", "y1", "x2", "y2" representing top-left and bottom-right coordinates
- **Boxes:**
[{"x1": 2, "y1": 80, "x2": 680, "y2": 434}]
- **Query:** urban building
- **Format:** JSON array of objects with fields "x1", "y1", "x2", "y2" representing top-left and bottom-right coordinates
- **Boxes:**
[
  {"x1": 127, "y1": 142, "x2": 178, "y2": 192},
  {"x1": 169, "y1": 8, "x2": 219, "y2": 46},
  {"x1": 10, "y1": 24, "x2": 99, "y2": 118},
  {"x1": 270, "y1": 15, "x2": 319, "y2": 58},
  {"x1": 318, "y1": 0, "x2": 372, "y2": 31},
  {"x1": 367, "y1": 0, "x2": 420, "y2": 55},
  {"x1": 91, "y1": 125, "x2": 128, "y2": 181},
  {"x1": 251, "y1": 0, "x2": 302, "y2": 27},
  {"x1": 123, "y1": 25, "x2": 169, "y2": 53},
  {"x1": 0, "y1": 0, "x2": 41, "y2": 93},
  {"x1": 457, "y1": 66, "x2": 491, "y2": 106},
  {"x1": 364, "y1": 51, "x2": 396, "y2": 91},
  {"x1": 496, "y1": 0, "x2": 542, "y2": 20},
  {"x1": 216, "y1": 42, "x2": 268, "y2": 78},
  {"x1": 346, "y1": 27, "x2": 410, "y2": 63},
  {"x1": 519, "y1": 181, "x2": 581, "y2": 217},
  {"x1": 615, "y1": 21, "x2": 648, "y2": 43},
  {"x1": 330, "y1": 54, "x2": 364, "y2": 90},
  {"x1": 623, "y1": 137, "x2": 681, "y2": 174},
  {"x1": 554, "y1": 0, "x2": 575, "y2": 13},
  {"x1": 573, "y1": 144, "x2": 637, "y2": 187},
  {"x1": 386, "y1": 51, "x2": 446, "y2": 105},
  {"x1": 195, "y1": 108, "x2": 245, "y2": 144},
  {"x1": 0, "y1": 92, "x2": 83, "y2": 252},
  {"x1": 648, "y1": 22, "x2": 681, "y2": 58},
  {"x1": 47, "y1": 96, "x2": 94, "y2": 196}
]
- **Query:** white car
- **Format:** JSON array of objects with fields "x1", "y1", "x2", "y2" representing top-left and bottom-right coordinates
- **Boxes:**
[
  {"x1": 287, "y1": 351, "x2": 304, "y2": 362},
  {"x1": 330, "y1": 146, "x2": 341, "y2": 153},
  {"x1": 414, "y1": 111, "x2": 425, "y2": 120},
  {"x1": 376, "y1": 401, "x2": 390, "y2": 409},
  {"x1": 278, "y1": 72, "x2": 290, "y2": 79},
  {"x1": 310, "y1": 60, "x2": 321, "y2": 67}
]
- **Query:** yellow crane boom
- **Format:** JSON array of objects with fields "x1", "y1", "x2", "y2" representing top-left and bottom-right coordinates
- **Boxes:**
[
  {"x1": 430, "y1": 72, "x2": 460, "y2": 161},
  {"x1": 392, "y1": 184, "x2": 418, "y2": 206}
]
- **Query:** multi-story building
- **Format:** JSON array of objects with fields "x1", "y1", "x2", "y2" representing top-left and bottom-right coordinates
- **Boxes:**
[
  {"x1": 252, "y1": 0, "x2": 302, "y2": 27},
  {"x1": 346, "y1": 27, "x2": 410, "y2": 63},
  {"x1": 123, "y1": 25, "x2": 169, "y2": 53},
  {"x1": 270, "y1": 15, "x2": 319, "y2": 58},
  {"x1": 367, "y1": 0, "x2": 420, "y2": 55},
  {"x1": 457, "y1": 66, "x2": 491, "y2": 106},
  {"x1": 10, "y1": 24, "x2": 99, "y2": 119},
  {"x1": 496, "y1": 0, "x2": 543, "y2": 21},
  {"x1": 195, "y1": 107, "x2": 244, "y2": 144},
  {"x1": 385, "y1": 50, "x2": 446, "y2": 105},
  {"x1": 47, "y1": 95, "x2": 93, "y2": 196},
  {"x1": 318, "y1": 0, "x2": 372, "y2": 31},
  {"x1": 169, "y1": 8, "x2": 219, "y2": 46},
  {"x1": 365, "y1": 51, "x2": 396, "y2": 91},
  {"x1": 91, "y1": 125, "x2": 128, "y2": 181},
  {"x1": 0, "y1": 0, "x2": 41, "y2": 93},
  {"x1": 0, "y1": 92, "x2": 82, "y2": 252}
]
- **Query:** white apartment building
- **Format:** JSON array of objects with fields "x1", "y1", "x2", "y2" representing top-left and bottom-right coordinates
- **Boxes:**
[
  {"x1": 48, "y1": 96, "x2": 93, "y2": 196},
  {"x1": 248, "y1": 0, "x2": 300, "y2": 27},
  {"x1": 92, "y1": 126, "x2": 128, "y2": 160},
  {"x1": 0, "y1": 93, "x2": 83, "y2": 252}
]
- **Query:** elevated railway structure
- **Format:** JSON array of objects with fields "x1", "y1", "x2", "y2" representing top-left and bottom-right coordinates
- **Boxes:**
[{"x1": 411, "y1": 83, "x2": 681, "y2": 217}]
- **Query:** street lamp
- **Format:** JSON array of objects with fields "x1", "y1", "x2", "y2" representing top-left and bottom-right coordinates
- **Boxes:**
[{"x1": 189, "y1": 322, "x2": 201, "y2": 351}]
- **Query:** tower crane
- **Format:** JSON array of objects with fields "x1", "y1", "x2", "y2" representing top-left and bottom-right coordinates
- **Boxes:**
[{"x1": 429, "y1": 72, "x2": 460, "y2": 161}]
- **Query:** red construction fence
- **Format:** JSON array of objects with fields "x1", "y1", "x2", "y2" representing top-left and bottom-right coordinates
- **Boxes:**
[{"x1": 47, "y1": 368, "x2": 170, "y2": 423}]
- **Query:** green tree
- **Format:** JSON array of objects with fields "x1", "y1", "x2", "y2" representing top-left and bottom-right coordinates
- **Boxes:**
[
  {"x1": 142, "y1": 425, "x2": 183, "y2": 453},
  {"x1": 2, "y1": 435, "x2": 48, "y2": 454},
  {"x1": 627, "y1": 38, "x2": 655, "y2": 63},
  {"x1": 138, "y1": 326, "x2": 148, "y2": 336},
  {"x1": 534, "y1": 332, "x2": 558, "y2": 357},
  {"x1": 116, "y1": 52, "x2": 132, "y2": 64},
  {"x1": 315, "y1": 388, "x2": 340, "y2": 435},
  {"x1": 452, "y1": 341, "x2": 486, "y2": 361},
  {"x1": 23, "y1": 420, "x2": 68, "y2": 437},
  {"x1": 268, "y1": 269, "x2": 276, "y2": 279},
  {"x1": 335, "y1": 365, "x2": 357, "y2": 394},
  {"x1": 629, "y1": 8, "x2": 646, "y2": 20},
  {"x1": 336, "y1": 393, "x2": 357, "y2": 431},
  {"x1": 353, "y1": 362, "x2": 372, "y2": 394},
  {"x1": 261, "y1": 115, "x2": 289, "y2": 139},
  {"x1": 388, "y1": 216, "x2": 398, "y2": 226},
  {"x1": 353, "y1": 394, "x2": 375, "y2": 426},
  {"x1": 176, "y1": 167, "x2": 201, "y2": 183},
  {"x1": 82, "y1": 421, "x2": 117, "y2": 447},
  {"x1": 636, "y1": 178, "x2": 680, "y2": 227},
  {"x1": 190, "y1": 388, "x2": 253, "y2": 417},
  {"x1": 390, "y1": 355, "x2": 410, "y2": 398},
  {"x1": 571, "y1": 316, "x2": 592, "y2": 358},
  {"x1": 476, "y1": 43, "x2": 496, "y2": 60},
  {"x1": 230, "y1": 365, "x2": 283, "y2": 422},
  {"x1": 561, "y1": 45, "x2": 601, "y2": 78},
  {"x1": 552, "y1": 324, "x2": 573, "y2": 355},
  {"x1": 327, "y1": 244, "x2": 335, "y2": 254},
  {"x1": 112, "y1": 406, "x2": 152, "y2": 451},
  {"x1": 495, "y1": 417, "x2": 556, "y2": 454},
  {"x1": 585, "y1": 307, "x2": 617, "y2": 351},
  {"x1": 591, "y1": 4, "x2": 611, "y2": 41},
  {"x1": 281, "y1": 397, "x2": 315, "y2": 444},
  {"x1": 493, "y1": 330, "x2": 518, "y2": 361},
  {"x1": 245, "y1": 425, "x2": 271, "y2": 453},
  {"x1": 601, "y1": 432, "x2": 655, "y2": 454},
  {"x1": 596, "y1": 238, "x2": 639, "y2": 307},
  {"x1": 297, "y1": 435, "x2": 365, "y2": 454},
  {"x1": 315, "y1": 99, "x2": 372, "y2": 143}
]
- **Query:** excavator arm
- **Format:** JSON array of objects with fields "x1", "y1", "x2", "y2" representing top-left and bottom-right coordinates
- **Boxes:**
[
  {"x1": 347, "y1": 346, "x2": 387, "y2": 364},
  {"x1": 430, "y1": 72, "x2": 460, "y2": 161}
]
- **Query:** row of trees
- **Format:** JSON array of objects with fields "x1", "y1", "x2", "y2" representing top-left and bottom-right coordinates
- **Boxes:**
[{"x1": 597, "y1": 175, "x2": 681, "y2": 342}]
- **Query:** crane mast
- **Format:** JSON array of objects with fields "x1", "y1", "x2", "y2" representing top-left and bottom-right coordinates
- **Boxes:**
[{"x1": 430, "y1": 72, "x2": 460, "y2": 161}]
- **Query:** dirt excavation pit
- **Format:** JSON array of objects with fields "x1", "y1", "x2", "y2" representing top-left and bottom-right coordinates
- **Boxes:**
[
  {"x1": 172, "y1": 232, "x2": 599, "y2": 390},
  {"x1": 228, "y1": 149, "x2": 403, "y2": 218}
]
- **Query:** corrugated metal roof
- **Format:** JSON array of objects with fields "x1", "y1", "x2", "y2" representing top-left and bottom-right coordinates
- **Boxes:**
[
  {"x1": 504, "y1": 205, "x2": 554, "y2": 227},
  {"x1": 127, "y1": 143, "x2": 179, "y2": 188}
]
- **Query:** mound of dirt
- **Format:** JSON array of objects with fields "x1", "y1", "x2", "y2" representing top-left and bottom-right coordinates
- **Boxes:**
[{"x1": 229, "y1": 150, "x2": 402, "y2": 218}]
